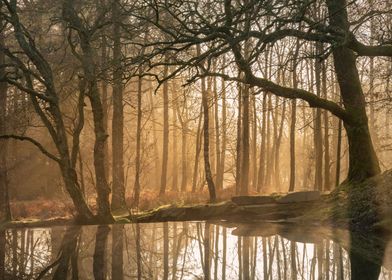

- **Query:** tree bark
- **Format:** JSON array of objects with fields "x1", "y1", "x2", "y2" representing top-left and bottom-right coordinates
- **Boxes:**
[
  {"x1": 111, "y1": 0, "x2": 127, "y2": 212},
  {"x1": 314, "y1": 42, "x2": 323, "y2": 191},
  {"x1": 100, "y1": 10, "x2": 110, "y2": 178},
  {"x1": 289, "y1": 39, "x2": 300, "y2": 192},
  {"x1": 213, "y1": 72, "x2": 221, "y2": 191},
  {"x1": 322, "y1": 60, "x2": 331, "y2": 191},
  {"x1": 192, "y1": 104, "x2": 203, "y2": 193},
  {"x1": 274, "y1": 96, "x2": 286, "y2": 191},
  {"x1": 218, "y1": 70, "x2": 227, "y2": 190},
  {"x1": 236, "y1": 83, "x2": 243, "y2": 194},
  {"x1": 197, "y1": 45, "x2": 217, "y2": 201},
  {"x1": 240, "y1": 81, "x2": 250, "y2": 195},
  {"x1": 172, "y1": 84, "x2": 179, "y2": 192},
  {"x1": 257, "y1": 93, "x2": 267, "y2": 192},
  {"x1": 160, "y1": 60, "x2": 170, "y2": 195},
  {"x1": 133, "y1": 73, "x2": 143, "y2": 207},
  {"x1": 202, "y1": 75, "x2": 217, "y2": 201},
  {"x1": 326, "y1": 0, "x2": 380, "y2": 182},
  {"x1": 251, "y1": 94, "x2": 258, "y2": 192},
  {"x1": 0, "y1": 13, "x2": 11, "y2": 222},
  {"x1": 180, "y1": 112, "x2": 188, "y2": 192}
]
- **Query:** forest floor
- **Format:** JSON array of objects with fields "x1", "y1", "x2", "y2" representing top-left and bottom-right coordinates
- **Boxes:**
[{"x1": 3, "y1": 170, "x2": 392, "y2": 232}]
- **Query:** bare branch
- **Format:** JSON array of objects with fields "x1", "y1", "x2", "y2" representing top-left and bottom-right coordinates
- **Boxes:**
[{"x1": 0, "y1": 134, "x2": 60, "y2": 163}]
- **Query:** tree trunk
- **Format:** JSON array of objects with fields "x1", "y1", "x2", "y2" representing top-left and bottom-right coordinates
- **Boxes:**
[
  {"x1": 148, "y1": 80, "x2": 161, "y2": 188},
  {"x1": 265, "y1": 94, "x2": 273, "y2": 188},
  {"x1": 172, "y1": 84, "x2": 179, "y2": 192},
  {"x1": 88, "y1": 80, "x2": 112, "y2": 219},
  {"x1": 289, "y1": 39, "x2": 300, "y2": 192},
  {"x1": 218, "y1": 72, "x2": 227, "y2": 190},
  {"x1": 236, "y1": 83, "x2": 243, "y2": 194},
  {"x1": 0, "y1": 15, "x2": 11, "y2": 222},
  {"x1": 192, "y1": 104, "x2": 203, "y2": 193},
  {"x1": 59, "y1": 163, "x2": 95, "y2": 221},
  {"x1": 133, "y1": 73, "x2": 143, "y2": 207},
  {"x1": 314, "y1": 43, "x2": 323, "y2": 191},
  {"x1": 274, "y1": 95, "x2": 286, "y2": 191},
  {"x1": 322, "y1": 61, "x2": 331, "y2": 190},
  {"x1": 326, "y1": 0, "x2": 380, "y2": 182},
  {"x1": 177, "y1": 92, "x2": 188, "y2": 192},
  {"x1": 202, "y1": 75, "x2": 217, "y2": 202},
  {"x1": 257, "y1": 93, "x2": 267, "y2": 192},
  {"x1": 160, "y1": 60, "x2": 170, "y2": 195},
  {"x1": 213, "y1": 73, "x2": 221, "y2": 190},
  {"x1": 251, "y1": 94, "x2": 258, "y2": 191},
  {"x1": 111, "y1": 0, "x2": 126, "y2": 212},
  {"x1": 180, "y1": 120, "x2": 188, "y2": 192},
  {"x1": 240, "y1": 82, "x2": 250, "y2": 195},
  {"x1": 100, "y1": 16, "x2": 110, "y2": 178},
  {"x1": 197, "y1": 45, "x2": 216, "y2": 201}
]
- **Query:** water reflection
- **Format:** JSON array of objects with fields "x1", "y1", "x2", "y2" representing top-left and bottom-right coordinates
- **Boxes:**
[{"x1": 1, "y1": 222, "x2": 392, "y2": 279}]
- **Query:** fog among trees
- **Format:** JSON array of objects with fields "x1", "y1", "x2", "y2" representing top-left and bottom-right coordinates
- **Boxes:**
[{"x1": 0, "y1": 0, "x2": 391, "y2": 223}]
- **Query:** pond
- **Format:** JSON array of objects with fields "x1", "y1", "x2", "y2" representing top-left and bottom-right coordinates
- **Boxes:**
[{"x1": 1, "y1": 222, "x2": 392, "y2": 279}]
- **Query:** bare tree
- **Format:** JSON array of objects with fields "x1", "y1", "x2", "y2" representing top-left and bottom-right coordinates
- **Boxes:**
[
  {"x1": 62, "y1": 0, "x2": 113, "y2": 221},
  {"x1": 0, "y1": 0, "x2": 94, "y2": 221},
  {"x1": 111, "y1": 0, "x2": 127, "y2": 212}
]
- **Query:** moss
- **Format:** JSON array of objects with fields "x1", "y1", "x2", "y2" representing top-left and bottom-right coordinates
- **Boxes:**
[{"x1": 322, "y1": 171, "x2": 392, "y2": 230}]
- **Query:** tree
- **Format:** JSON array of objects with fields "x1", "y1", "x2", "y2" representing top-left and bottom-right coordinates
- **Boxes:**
[
  {"x1": 62, "y1": 0, "x2": 114, "y2": 221},
  {"x1": 200, "y1": 53, "x2": 217, "y2": 202},
  {"x1": 0, "y1": 8, "x2": 11, "y2": 222},
  {"x1": 135, "y1": 0, "x2": 385, "y2": 184},
  {"x1": 289, "y1": 39, "x2": 300, "y2": 192},
  {"x1": 111, "y1": 0, "x2": 127, "y2": 212},
  {"x1": 133, "y1": 71, "x2": 143, "y2": 207},
  {"x1": 325, "y1": 0, "x2": 380, "y2": 181},
  {"x1": 159, "y1": 59, "x2": 170, "y2": 195},
  {"x1": 0, "y1": 0, "x2": 94, "y2": 221}
]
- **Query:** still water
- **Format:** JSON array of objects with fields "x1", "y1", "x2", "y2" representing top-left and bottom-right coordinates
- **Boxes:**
[{"x1": 1, "y1": 222, "x2": 392, "y2": 279}]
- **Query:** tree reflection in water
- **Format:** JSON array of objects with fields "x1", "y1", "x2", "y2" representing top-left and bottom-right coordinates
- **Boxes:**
[{"x1": 2, "y1": 222, "x2": 392, "y2": 279}]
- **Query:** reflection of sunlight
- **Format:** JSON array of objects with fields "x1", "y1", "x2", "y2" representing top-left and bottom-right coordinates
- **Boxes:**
[{"x1": 4, "y1": 222, "x2": 392, "y2": 279}]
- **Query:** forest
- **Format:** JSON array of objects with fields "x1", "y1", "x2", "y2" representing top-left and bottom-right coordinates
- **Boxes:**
[{"x1": 0, "y1": 0, "x2": 392, "y2": 279}]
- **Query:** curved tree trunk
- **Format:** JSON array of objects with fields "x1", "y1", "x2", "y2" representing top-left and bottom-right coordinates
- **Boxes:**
[{"x1": 326, "y1": 0, "x2": 380, "y2": 182}]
